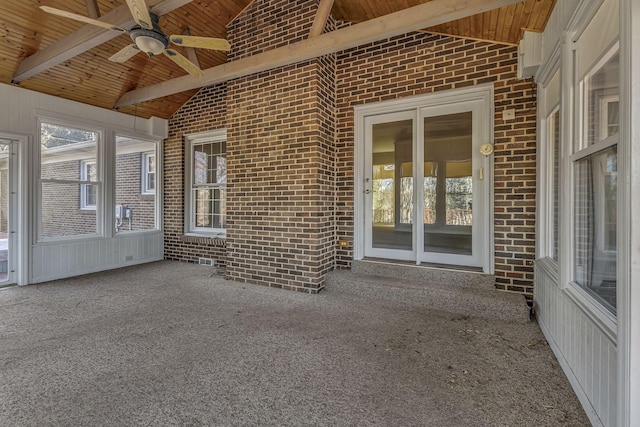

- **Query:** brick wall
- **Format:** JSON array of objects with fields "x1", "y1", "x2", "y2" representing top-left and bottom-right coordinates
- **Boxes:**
[
  {"x1": 163, "y1": 3, "x2": 537, "y2": 296},
  {"x1": 164, "y1": 84, "x2": 228, "y2": 266},
  {"x1": 227, "y1": 0, "x2": 316, "y2": 61},
  {"x1": 41, "y1": 161, "x2": 96, "y2": 237},
  {"x1": 335, "y1": 33, "x2": 537, "y2": 296},
  {"x1": 493, "y1": 78, "x2": 537, "y2": 296},
  {"x1": 315, "y1": 42, "x2": 338, "y2": 284},
  {"x1": 39, "y1": 155, "x2": 156, "y2": 238},
  {"x1": 224, "y1": 0, "x2": 335, "y2": 292},
  {"x1": 115, "y1": 153, "x2": 156, "y2": 232}
]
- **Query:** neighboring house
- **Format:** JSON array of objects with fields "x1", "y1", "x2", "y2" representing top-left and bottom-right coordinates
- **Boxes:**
[
  {"x1": 0, "y1": 0, "x2": 638, "y2": 425},
  {"x1": 38, "y1": 131, "x2": 157, "y2": 238}
]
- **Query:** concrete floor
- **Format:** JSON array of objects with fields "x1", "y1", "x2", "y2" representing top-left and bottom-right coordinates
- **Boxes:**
[{"x1": 0, "y1": 261, "x2": 589, "y2": 426}]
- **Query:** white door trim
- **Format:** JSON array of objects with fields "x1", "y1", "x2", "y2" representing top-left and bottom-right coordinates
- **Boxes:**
[
  {"x1": 0, "y1": 133, "x2": 27, "y2": 285},
  {"x1": 354, "y1": 85, "x2": 495, "y2": 273}
]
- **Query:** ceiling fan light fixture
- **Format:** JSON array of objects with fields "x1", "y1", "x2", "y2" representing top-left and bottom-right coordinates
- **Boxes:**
[{"x1": 135, "y1": 35, "x2": 165, "y2": 55}]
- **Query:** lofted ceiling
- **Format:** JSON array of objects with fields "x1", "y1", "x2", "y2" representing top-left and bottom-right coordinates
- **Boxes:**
[
  {"x1": 333, "y1": 0, "x2": 556, "y2": 45},
  {"x1": 0, "y1": 0, "x2": 555, "y2": 120}
]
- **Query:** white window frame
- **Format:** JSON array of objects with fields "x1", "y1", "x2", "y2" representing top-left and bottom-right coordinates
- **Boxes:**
[
  {"x1": 544, "y1": 106, "x2": 560, "y2": 263},
  {"x1": 184, "y1": 129, "x2": 227, "y2": 237},
  {"x1": 114, "y1": 134, "x2": 161, "y2": 234},
  {"x1": 141, "y1": 152, "x2": 155, "y2": 195},
  {"x1": 37, "y1": 116, "x2": 104, "y2": 242},
  {"x1": 599, "y1": 94, "x2": 619, "y2": 141},
  {"x1": 565, "y1": 40, "x2": 619, "y2": 326},
  {"x1": 80, "y1": 159, "x2": 97, "y2": 210},
  {"x1": 533, "y1": 40, "x2": 562, "y2": 280}
]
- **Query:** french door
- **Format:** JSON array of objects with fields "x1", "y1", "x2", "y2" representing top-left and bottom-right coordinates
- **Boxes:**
[
  {"x1": 0, "y1": 138, "x2": 17, "y2": 285},
  {"x1": 358, "y1": 88, "x2": 492, "y2": 271}
]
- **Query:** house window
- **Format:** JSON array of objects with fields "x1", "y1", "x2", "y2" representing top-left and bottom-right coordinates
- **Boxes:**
[
  {"x1": 141, "y1": 153, "x2": 156, "y2": 195},
  {"x1": 115, "y1": 136, "x2": 158, "y2": 233},
  {"x1": 573, "y1": 43, "x2": 619, "y2": 314},
  {"x1": 39, "y1": 120, "x2": 100, "y2": 239},
  {"x1": 548, "y1": 108, "x2": 560, "y2": 261},
  {"x1": 80, "y1": 160, "x2": 97, "y2": 210},
  {"x1": 185, "y1": 130, "x2": 226, "y2": 236}
]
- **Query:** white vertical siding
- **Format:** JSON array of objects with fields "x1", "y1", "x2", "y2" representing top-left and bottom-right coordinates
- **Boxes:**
[
  {"x1": 541, "y1": 0, "x2": 581, "y2": 66},
  {"x1": 535, "y1": 263, "x2": 616, "y2": 426},
  {"x1": 533, "y1": 0, "x2": 620, "y2": 425},
  {"x1": 30, "y1": 233, "x2": 163, "y2": 283}
]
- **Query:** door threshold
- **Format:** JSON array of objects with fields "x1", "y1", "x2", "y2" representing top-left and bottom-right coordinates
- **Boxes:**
[
  {"x1": 362, "y1": 257, "x2": 484, "y2": 274},
  {"x1": 353, "y1": 259, "x2": 495, "y2": 290}
]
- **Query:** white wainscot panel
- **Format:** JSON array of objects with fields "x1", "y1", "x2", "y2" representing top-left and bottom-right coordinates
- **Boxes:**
[
  {"x1": 30, "y1": 232, "x2": 164, "y2": 283},
  {"x1": 535, "y1": 262, "x2": 616, "y2": 427}
]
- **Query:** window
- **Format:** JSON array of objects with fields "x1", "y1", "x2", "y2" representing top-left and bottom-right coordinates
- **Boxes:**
[
  {"x1": 600, "y1": 95, "x2": 619, "y2": 140},
  {"x1": 538, "y1": 67, "x2": 560, "y2": 263},
  {"x1": 80, "y1": 160, "x2": 97, "y2": 210},
  {"x1": 141, "y1": 153, "x2": 156, "y2": 195},
  {"x1": 548, "y1": 108, "x2": 560, "y2": 261},
  {"x1": 185, "y1": 130, "x2": 227, "y2": 235},
  {"x1": 116, "y1": 136, "x2": 158, "y2": 233},
  {"x1": 573, "y1": 43, "x2": 619, "y2": 314},
  {"x1": 39, "y1": 120, "x2": 100, "y2": 239}
]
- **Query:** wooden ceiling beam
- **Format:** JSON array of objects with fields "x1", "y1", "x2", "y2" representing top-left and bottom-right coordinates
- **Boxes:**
[
  {"x1": 85, "y1": 0, "x2": 101, "y2": 18},
  {"x1": 309, "y1": 0, "x2": 335, "y2": 38},
  {"x1": 116, "y1": 0, "x2": 523, "y2": 108},
  {"x1": 226, "y1": 0, "x2": 259, "y2": 28},
  {"x1": 182, "y1": 29, "x2": 201, "y2": 68},
  {"x1": 148, "y1": 0, "x2": 193, "y2": 17},
  {"x1": 12, "y1": 0, "x2": 192, "y2": 83}
]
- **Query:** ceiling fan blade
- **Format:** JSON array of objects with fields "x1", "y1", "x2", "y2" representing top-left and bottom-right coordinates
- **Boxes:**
[
  {"x1": 40, "y1": 6, "x2": 127, "y2": 32},
  {"x1": 163, "y1": 49, "x2": 204, "y2": 76},
  {"x1": 169, "y1": 35, "x2": 230, "y2": 51},
  {"x1": 125, "y1": 0, "x2": 153, "y2": 30},
  {"x1": 109, "y1": 44, "x2": 141, "y2": 63}
]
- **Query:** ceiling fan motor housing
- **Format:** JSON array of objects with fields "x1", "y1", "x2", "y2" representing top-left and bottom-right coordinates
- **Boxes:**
[{"x1": 130, "y1": 12, "x2": 168, "y2": 56}]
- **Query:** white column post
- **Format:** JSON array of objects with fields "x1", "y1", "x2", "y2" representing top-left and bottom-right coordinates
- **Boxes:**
[{"x1": 618, "y1": 0, "x2": 640, "y2": 425}]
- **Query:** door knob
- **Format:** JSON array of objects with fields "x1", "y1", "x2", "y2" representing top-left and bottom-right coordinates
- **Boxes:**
[
  {"x1": 480, "y1": 143, "x2": 494, "y2": 156},
  {"x1": 365, "y1": 189, "x2": 371, "y2": 194}
]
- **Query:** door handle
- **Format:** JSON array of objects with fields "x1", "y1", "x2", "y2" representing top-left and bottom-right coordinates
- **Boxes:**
[{"x1": 365, "y1": 189, "x2": 371, "y2": 194}]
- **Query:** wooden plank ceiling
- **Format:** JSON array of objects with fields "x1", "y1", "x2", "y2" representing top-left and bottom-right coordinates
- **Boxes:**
[
  {"x1": 0, "y1": 0, "x2": 555, "y2": 120},
  {"x1": 333, "y1": 0, "x2": 556, "y2": 45}
]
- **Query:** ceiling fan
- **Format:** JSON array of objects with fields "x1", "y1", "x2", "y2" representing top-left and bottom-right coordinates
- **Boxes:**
[{"x1": 40, "y1": 0, "x2": 230, "y2": 76}]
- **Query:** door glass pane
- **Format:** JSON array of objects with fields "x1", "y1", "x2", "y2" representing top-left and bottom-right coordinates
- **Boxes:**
[
  {"x1": 371, "y1": 119, "x2": 413, "y2": 250},
  {"x1": 445, "y1": 160, "x2": 473, "y2": 226},
  {"x1": 423, "y1": 162, "x2": 437, "y2": 225},
  {"x1": 424, "y1": 112, "x2": 473, "y2": 255},
  {"x1": 0, "y1": 142, "x2": 10, "y2": 283}
]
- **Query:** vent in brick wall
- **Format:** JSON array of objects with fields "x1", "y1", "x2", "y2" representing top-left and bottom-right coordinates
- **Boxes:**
[{"x1": 198, "y1": 258, "x2": 214, "y2": 266}]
